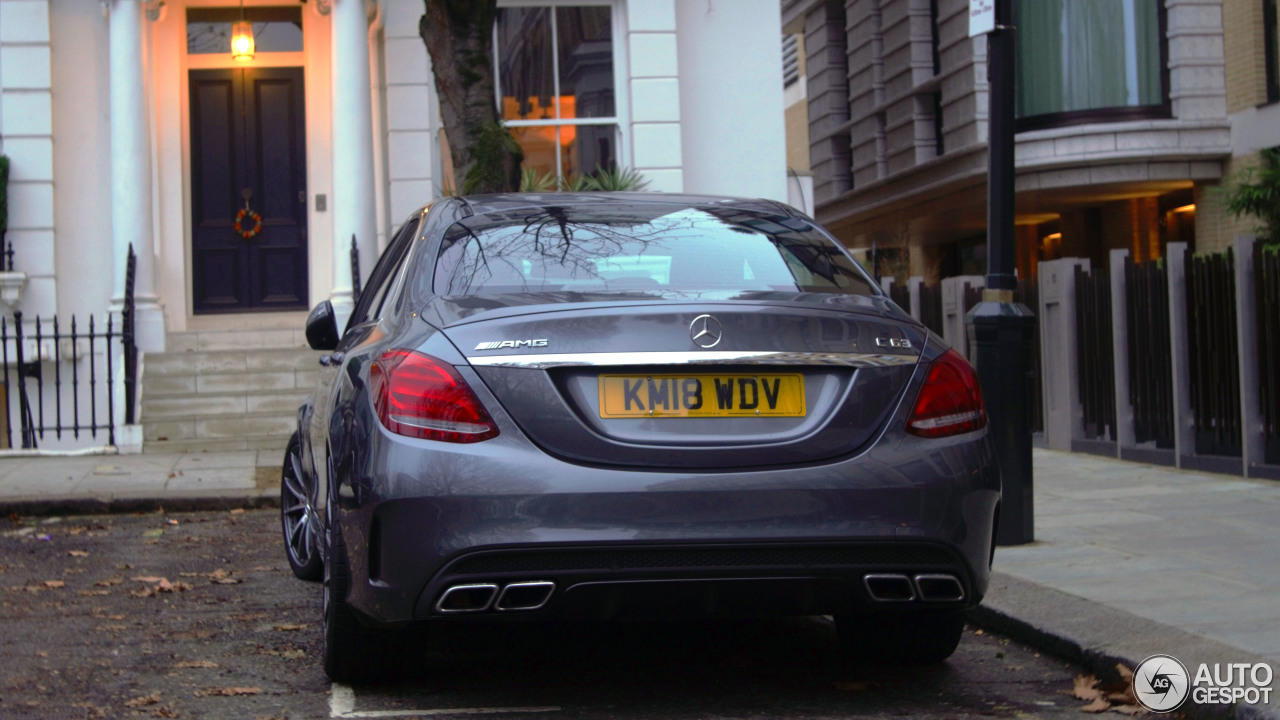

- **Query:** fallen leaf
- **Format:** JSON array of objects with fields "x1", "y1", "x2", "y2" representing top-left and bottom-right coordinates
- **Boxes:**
[
  {"x1": 194, "y1": 686, "x2": 260, "y2": 697},
  {"x1": 36, "y1": 651, "x2": 48, "y2": 658},
  {"x1": 151, "y1": 708, "x2": 179, "y2": 718},
  {"x1": 174, "y1": 659, "x2": 218, "y2": 669},
  {"x1": 230, "y1": 613, "x2": 270, "y2": 621},
  {"x1": 95, "y1": 578, "x2": 123, "y2": 587},
  {"x1": 95, "y1": 624, "x2": 128, "y2": 631},
  {"x1": 42, "y1": 580, "x2": 66, "y2": 589},
  {"x1": 273, "y1": 623, "x2": 307, "y2": 631},
  {"x1": 1080, "y1": 697, "x2": 1111, "y2": 713},
  {"x1": 208, "y1": 569, "x2": 242, "y2": 585},
  {"x1": 179, "y1": 572, "x2": 202, "y2": 578},
  {"x1": 229, "y1": 509, "x2": 246, "y2": 515},
  {"x1": 68, "y1": 550, "x2": 89, "y2": 557},
  {"x1": 132, "y1": 576, "x2": 166, "y2": 583},
  {"x1": 142, "y1": 529, "x2": 165, "y2": 538},
  {"x1": 125, "y1": 693, "x2": 161, "y2": 707},
  {"x1": 974, "y1": 628, "x2": 985, "y2": 636},
  {"x1": 79, "y1": 590, "x2": 111, "y2": 597},
  {"x1": 1074, "y1": 674, "x2": 1105, "y2": 701}
]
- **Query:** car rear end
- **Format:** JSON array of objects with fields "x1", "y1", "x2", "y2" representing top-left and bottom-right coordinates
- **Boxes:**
[{"x1": 331, "y1": 196, "x2": 998, "y2": 652}]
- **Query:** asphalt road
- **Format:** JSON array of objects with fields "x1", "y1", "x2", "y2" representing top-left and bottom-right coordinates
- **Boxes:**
[{"x1": 1, "y1": 509, "x2": 1099, "y2": 719}]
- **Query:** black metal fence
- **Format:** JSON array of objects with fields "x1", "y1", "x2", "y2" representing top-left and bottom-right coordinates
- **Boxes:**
[
  {"x1": 1075, "y1": 265, "x2": 1116, "y2": 440},
  {"x1": 888, "y1": 282, "x2": 909, "y2": 314},
  {"x1": 1125, "y1": 256, "x2": 1174, "y2": 448},
  {"x1": 0, "y1": 245, "x2": 137, "y2": 450},
  {"x1": 1186, "y1": 248, "x2": 1241, "y2": 457},
  {"x1": 1258, "y1": 244, "x2": 1280, "y2": 465},
  {"x1": 919, "y1": 283, "x2": 943, "y2": 337},
  {"x1": 1, "y1": 313, "x2": 124, "y2": 449},
  {"x1": 351, "y1": 234, "x2": 362, "y2": 302}
]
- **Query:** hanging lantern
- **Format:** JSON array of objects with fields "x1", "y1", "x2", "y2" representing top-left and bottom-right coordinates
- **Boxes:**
[{"x1": 231, "y1": 19, "x2": 255, "y2": 61}]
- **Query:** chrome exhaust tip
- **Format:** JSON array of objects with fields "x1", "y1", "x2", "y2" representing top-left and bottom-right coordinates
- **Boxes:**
[
  {"x1": 494, "y1": 581, "x2": 556, "y2": 612},
  {"x1": 435, "y1": 583, "x2": 498, "y2": 613},
  {"x1": 863, "y1": 574, "x2": 916, "y2": 602},
  {"x1": 914, "y1": 574, "x2": 965, "y2": 602}
]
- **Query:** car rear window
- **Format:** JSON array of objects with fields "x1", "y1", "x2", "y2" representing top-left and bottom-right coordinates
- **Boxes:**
[{"x1": 431, "y1": 205, "x2": 876, "y2": 298}]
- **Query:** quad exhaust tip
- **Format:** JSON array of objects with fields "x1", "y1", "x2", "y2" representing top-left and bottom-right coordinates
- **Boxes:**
[
  {"x1": 863, "y1": 573, "x2": 965, "y2": 603},
  {"x1": 495, "y1": 581, "x2": 556, "y2": 612},
  {"x1": 913, "y1": 574, "x2": 965, "y2": 602},
  {"x1": 435, "y1": 581, "x2": 556, "y2": 614},
  {"x1": 435, "y1": 583, "x2": 498, "y2": 613},
  {"x1": 863, "y1": 574, "x2": 916, "y2": 602}
]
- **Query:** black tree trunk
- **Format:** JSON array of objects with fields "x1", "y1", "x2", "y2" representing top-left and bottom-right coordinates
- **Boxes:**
[{"x1": 420, "y1": 0, "x2": 523, "y2": 195}]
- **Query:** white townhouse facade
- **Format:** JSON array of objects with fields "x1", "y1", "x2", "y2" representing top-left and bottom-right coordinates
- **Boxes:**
[{"x1": 0, "y1": 0, "x2": 789, "y2": 451}]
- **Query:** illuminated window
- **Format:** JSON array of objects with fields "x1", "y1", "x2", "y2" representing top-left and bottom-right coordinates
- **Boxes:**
[{"x1": 495, "y1": 3, "x2": 619, "y2": 184}]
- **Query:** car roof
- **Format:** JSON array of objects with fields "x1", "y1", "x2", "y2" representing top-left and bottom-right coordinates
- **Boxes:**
[{"x1": 451, "y1": 191, "x2": 792, "y2": 219}]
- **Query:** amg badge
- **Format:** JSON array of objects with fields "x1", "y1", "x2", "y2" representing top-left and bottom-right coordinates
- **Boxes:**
[{"x1": 474, "y1": 339, "x2": 549, "y2": 351}]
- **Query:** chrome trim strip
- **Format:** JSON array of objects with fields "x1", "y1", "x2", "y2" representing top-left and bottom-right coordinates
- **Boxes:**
[{"x1": 466, "y1": 350, "x2": 917, "y2": 369}]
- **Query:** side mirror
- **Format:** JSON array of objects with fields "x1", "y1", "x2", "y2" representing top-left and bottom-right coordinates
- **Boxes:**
[{"x1": 305, "y1": 300, "x2": 340, "y2": 351}]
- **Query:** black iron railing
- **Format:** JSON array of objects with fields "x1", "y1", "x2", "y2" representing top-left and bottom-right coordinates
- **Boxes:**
[
  {"x1": 1186, "y1": 248, "x2": 1241, "y2": 457},
  {"x1": 1, "y1": 312, "x2": 122, "y2": 449},
  {"x1": 1125, "y1": 256, "x2": 1174, "y2": 448},
  {"x1": 0, "y1": 245, "x2": 137, "y2": 450},
  {"x1": 1075, "y1": 265, "x2": 1116, "y2": 441},
  {"x1": 122, "y1": 244, "x2": 137, "y2": 425},
  {"x1": 350, "y1": 234, "x2": 362, "y2": 302},
  {"x1": 1258, "y1": 244, "x2": 1280, "y2": 465}
]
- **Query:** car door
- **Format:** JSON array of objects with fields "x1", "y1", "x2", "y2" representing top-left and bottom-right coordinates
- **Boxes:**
[{"x1": 311, "y1": 215, "x2": 423, "y2": 517}]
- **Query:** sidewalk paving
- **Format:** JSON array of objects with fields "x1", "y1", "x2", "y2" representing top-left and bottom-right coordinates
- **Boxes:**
[{"x1": 0, "y1": 446, "x2": 1277, "y2": 717}]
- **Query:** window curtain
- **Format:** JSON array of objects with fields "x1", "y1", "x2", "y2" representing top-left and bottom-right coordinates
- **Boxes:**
[{"x1": 1016, "y1": 0, "x2": 1163, "y2": 119}]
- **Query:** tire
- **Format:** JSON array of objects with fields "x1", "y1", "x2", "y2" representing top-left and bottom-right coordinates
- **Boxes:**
[
  {"x1": 280, "y1": 434, "x2": 323, "y2": 581},
  {"x1": 835, "y1": 610, "x2": 966, "y2": 664},
  {"x1": 322, "y1": 490, "x2": 419, "y2": 683}
]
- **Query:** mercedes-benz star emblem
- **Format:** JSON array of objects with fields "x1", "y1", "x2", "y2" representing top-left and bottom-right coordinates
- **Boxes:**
[{"x1": 689, "y1": 314, "x2": 722, "y2": 349}]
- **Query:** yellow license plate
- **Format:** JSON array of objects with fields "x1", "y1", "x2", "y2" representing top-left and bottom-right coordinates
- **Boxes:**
[{"x1": 598, "y1": 374, "x2": 806, "y2": 418}]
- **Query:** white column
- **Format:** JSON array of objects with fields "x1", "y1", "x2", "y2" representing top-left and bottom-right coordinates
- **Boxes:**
[
  {"x1": 330, "y1": 0, "x2": 378, "y2": 328},
  {"x1": 109, "y1": 0, "x2": 164, "y2": 352}
]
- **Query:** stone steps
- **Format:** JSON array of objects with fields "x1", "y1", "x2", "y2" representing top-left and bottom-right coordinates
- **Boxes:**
[{"x1": 141, "y1": 331, "x2": 321, "y2": 454}]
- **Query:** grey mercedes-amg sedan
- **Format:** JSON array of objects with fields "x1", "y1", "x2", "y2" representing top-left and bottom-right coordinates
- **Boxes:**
[{"x1": 280, "y1": 192, "x2": 999, "y2": 683}]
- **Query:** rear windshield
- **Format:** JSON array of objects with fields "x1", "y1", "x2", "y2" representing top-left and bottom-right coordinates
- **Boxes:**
[{"x1": 431, "y1": 205, "x2": 877, "y2": 298}]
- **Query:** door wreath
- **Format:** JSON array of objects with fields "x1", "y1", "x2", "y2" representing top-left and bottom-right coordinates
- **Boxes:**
[{"x1": 234, "y1": 208, "x2": 263, "y2": 239}]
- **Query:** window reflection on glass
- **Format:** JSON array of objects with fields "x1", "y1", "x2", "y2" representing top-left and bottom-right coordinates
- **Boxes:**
[
  {"x1": 510, "y1": 126, "x2": 559, "y2": 179},
  {"x1": 495, "y1": 4, "x2": 618, "y2": 183},
  {"x1": 562, "y1": 124, "x2": 616, "y2": 179},
  {"x1": 497, "y1": 7, "x2": 555, "y2": 121},
  {"x1": 187, "y1": 7, "x2": 302, "y2": 55},
  {"x1": 556, "y1": 6, "x2": 614, "y2": 119},
  {"x1": 1015, "y1": 0, "x2": 1163, "y2": 119}
]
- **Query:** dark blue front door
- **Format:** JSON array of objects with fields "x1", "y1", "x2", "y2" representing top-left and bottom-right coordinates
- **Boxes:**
[{"x1": 189, "y1": 67, "x2": 308, "y2": 313}]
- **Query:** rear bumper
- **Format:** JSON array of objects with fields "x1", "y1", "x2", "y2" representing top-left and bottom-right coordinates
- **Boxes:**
[{"x1": 332, "y1": 423, "x2": 1000, "y2": 626}]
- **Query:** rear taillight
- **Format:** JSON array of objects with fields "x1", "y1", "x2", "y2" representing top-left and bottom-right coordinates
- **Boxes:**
[
  {"x1": 905, "y1": 349, "x2": 987, "y2": 438},
  {"x1": 370, "y1": 350, "x2": 499, "y2": 443}
]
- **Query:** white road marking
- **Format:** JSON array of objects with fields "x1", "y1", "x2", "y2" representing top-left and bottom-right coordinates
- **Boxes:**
[{"x1": 331, "y1": 682, "x2": 561, "y2": 718}]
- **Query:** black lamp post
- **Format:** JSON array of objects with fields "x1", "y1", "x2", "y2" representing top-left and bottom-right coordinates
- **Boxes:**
[{"x1": 967, "y1": 0, "x2": 1036, "y2": 546}]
